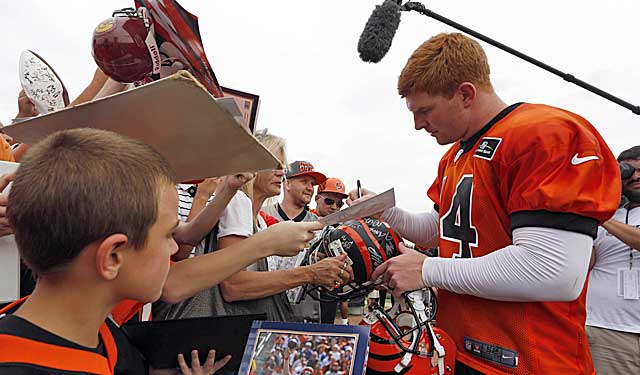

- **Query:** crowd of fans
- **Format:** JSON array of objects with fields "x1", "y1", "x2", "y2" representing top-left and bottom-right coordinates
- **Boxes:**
[{"x1": 0, "y1": 5, "x2": 639, "y2": 375}]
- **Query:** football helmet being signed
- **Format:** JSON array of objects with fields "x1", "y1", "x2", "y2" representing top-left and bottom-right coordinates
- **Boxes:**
[{"x1": 306, "y1": 216, "x2": 402, "y2": 301}]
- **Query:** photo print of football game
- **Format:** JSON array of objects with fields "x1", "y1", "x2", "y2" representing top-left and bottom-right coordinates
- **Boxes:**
[{"x1": 246, "y1": 331, "x2": 358, "y2": 375}]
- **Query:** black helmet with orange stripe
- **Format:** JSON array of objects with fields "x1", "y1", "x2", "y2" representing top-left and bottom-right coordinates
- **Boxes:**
[{"x1": 306, "y1": 216, "x2": 402, "y2": 301}]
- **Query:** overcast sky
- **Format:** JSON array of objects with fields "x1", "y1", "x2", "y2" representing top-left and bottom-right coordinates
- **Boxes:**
[{"x1": 1, "y1": 0, "x2": 638, "y2": 212}]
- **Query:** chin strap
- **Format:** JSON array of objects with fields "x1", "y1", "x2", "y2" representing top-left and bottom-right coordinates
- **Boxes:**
[
  {"x1": 392, "y1": 291, "x2": 446, "y2": 375},
  {"x1": 430, "y1": 323, "x2": 446, "y2": 375}
]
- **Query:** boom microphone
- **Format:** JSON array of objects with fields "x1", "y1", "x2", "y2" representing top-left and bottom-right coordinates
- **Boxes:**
[
  {"x1": 358, "y1": 0, "x2": 402, "y2": 63},
  {"x1": 356, "y1": 1, "x2": 640, "y2": 115}
]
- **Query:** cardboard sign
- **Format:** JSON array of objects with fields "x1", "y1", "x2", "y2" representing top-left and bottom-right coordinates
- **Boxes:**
[
  {"x1": 4, "y1": 72, "x2": 282, "y2": 182},
  {"x1": 320, "y1": 188, "x2": 396, "y2": 227},
  {"x1": 123, "y1": 313, "x2": 266, "y2": 371},
  {"x1": 0, "y1": 161, "x2": 20, "y2": 303}
]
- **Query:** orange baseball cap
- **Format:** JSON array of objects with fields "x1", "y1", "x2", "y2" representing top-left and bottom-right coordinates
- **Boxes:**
[{"x1": 317, "y1": 177, "x2": 347, "y2": 197}]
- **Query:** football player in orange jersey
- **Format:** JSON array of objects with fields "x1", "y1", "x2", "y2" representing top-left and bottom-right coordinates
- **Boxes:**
[{"x1": 353, "y1": 33, "x2": 620, "y2": 375}]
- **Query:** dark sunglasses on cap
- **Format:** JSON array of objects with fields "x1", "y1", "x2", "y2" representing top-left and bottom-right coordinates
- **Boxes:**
[{"x1": 320, "y1": 196, "x2": 344, "y2": 208}]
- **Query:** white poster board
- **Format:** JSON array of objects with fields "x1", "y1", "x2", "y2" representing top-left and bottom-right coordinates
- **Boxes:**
[{"x1": 0, "y1": 161, "x2": 20, "y2": 303}]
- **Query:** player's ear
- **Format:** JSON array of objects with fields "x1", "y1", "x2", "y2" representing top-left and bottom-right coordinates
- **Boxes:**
[
  {"x1": 95, "y1": 233, "x2": 130, "y2": 280},
  {"x1": 458, "y1": 82, "x2": 476, "y2": 107}
]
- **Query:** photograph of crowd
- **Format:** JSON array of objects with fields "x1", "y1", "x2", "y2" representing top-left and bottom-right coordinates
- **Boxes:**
[{"x1": 249, "y1": 332, "x2": 358, "y2": 375}]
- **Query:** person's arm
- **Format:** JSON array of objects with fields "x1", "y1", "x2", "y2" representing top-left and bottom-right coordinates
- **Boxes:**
[
  {"x1": 601, "y1": 218, "x2": 640, "y2": 251},
  {"x1": 172, "y1": 179, "x2": 219, "y2": 260},
  {"x1": 345, "y1": 188, "x2": 440, "y2": 246},
  {"x1": 174, "y1": 174, "x2": 255, "y2": 247},
  {"x1": 161, "y1": 221, "x2": 323, "y2": 304},
  {"x1": 219, "y1": 236, "x2": 353, "y2": 302},
  {"x1": 69, "y1": 68, "x2": 109, "y2": 106},
  {"x1": 173, "y1": 174, "x2": 255, "y2": 260},
  {"x1": 421, "y1": 227, "x2": 591, "y2": 301},
  {"x1": 92, "y1": 77, "x2": 128, "y2": 100},
  {"x1": 375, "y1": 227, "x2": 592, "y2": 302},
  {"x1": 380, "y1": 207, "x2": 439, "y2": 246}
]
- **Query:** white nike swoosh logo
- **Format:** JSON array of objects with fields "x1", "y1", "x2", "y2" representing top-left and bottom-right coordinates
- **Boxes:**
[{"x1": 571, "y1": 154, "x2": 599, "y2": 165}]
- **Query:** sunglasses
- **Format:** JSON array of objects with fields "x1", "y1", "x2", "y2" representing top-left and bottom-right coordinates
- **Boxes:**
[{"x1": 321, "y1": 196, "x2": 344, "y2": 208}]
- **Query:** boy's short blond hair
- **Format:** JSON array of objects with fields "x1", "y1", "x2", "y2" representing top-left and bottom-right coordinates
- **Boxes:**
[{"x1": 8, "y1": 128, "x2": 176, "y2": 274}]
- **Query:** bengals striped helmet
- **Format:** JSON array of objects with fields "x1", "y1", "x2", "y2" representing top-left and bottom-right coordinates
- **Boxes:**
[{"x1": 308, "y1": 216, "x2": 402, "y2": 301}]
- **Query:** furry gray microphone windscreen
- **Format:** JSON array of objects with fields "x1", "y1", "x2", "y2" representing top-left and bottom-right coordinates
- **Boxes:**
[{"x1": 357, "y1": 0, "x2": 402, "y2": 63}]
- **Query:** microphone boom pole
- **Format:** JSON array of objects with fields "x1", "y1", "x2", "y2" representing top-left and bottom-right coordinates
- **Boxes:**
[{"x1": 401, "y1": 1, "x2": 640, "y2": 115}]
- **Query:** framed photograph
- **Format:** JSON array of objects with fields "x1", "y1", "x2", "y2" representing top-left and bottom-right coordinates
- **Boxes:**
[
  {"x1": 221, "y1": 86, "x2": 260, "y2": 133},
  {"x1": 239, "y1": 321, "x2": 370, "y2": 375}
]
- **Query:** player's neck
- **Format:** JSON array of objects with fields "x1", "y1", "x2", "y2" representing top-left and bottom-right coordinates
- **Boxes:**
[
  {"x1": 15, "y1": 277, "x2": 115, "y2": 348},
  {"x1": 463, "y1": 93, "x2": 508, "y2": 141}
]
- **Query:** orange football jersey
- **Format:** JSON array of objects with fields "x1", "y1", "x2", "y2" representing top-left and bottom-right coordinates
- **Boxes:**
[{"x1": 427, "y1": 103, "x2": 619, "y2": 375}]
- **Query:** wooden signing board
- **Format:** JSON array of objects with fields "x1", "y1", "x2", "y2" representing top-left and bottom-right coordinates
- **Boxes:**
[{"x1": 4, "y1": 71, "x2": 281, "y2": 182}]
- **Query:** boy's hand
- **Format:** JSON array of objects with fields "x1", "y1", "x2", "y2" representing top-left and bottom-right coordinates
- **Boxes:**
[
  {"x1": 149, "y1": 350, "x2": 231, "y2": 375},
  {"x1": 178, "y1": 350, "x2": 231, "y2": 375}
]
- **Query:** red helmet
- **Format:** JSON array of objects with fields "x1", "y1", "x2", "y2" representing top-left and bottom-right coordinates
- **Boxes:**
[
  {"x1": 301, "y1": 366, "x2": 315, "y2": 375},
  {"x1": 92, "y1": 8, "x2": 160, "y2": 83},
  {"x1": 306, "y1": 216, "x2": 402, "y2": 301},
  {"x1": 361, "y1": 289, "x2": 456, "y2": 375}
]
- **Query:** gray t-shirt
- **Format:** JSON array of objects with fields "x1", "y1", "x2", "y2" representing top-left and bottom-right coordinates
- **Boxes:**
[{"x1": 262, "y1": 204, "x2": 322, "y2": 322}]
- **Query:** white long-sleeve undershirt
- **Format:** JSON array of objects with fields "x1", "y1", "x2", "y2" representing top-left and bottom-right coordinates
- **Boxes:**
[
  {"x1": 382, "y1": 207, "x2": 592, "y2": 302},
  {"x1": 381, "y1": 207, "x2": 439, "y2": 245}
]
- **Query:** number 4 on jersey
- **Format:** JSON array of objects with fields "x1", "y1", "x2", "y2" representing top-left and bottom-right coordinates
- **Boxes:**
[{"x1": 440, "y1": 175, "x2": 478, "y2": 258}]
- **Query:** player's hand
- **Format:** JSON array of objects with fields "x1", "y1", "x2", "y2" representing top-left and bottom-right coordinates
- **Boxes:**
[
  {"x1": 178, "y1": 350, "x2": 231, "y2": 375},
  {"x1": 346, "y1": 187, "x2": 376, "y2": 207},
  {"x1": 370, "y1": 243, "x2": 426, "y2": 298},
  {"x1": 0, "y1": 172, "x2": 16, "y2": 238},
  {"x1": 307, "y1": 253, "x2": 354, "y2": 288},
  {"x1": 258, "y1": 221, "x2": 323, "y2": 257}
]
